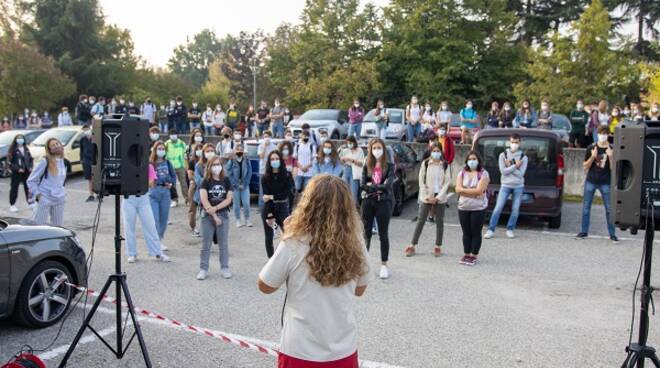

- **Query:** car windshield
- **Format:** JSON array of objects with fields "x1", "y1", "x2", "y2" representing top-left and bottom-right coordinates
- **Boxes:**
[
  {"x1": 551, "y1": 114, "x2": 571, "y2": 131},
  {"x1": 31, "y1": 129, "x2": 76, "y2": 147},
  {"x1": 0, "y1": 131, "x2": 20, "y2": 145},
  {"x1": 363, "y1": 109, "x2": 403, "y2": 124},
  {"x1": 476, "y1": 136, "x2": 557, "y2": 186},
  {"x1": 299, "y1": 110, "x2": 339, "y2": 121}
]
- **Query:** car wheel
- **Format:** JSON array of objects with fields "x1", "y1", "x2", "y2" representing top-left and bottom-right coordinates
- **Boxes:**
[
  {"x1": 0, "y1": 158, "x2": 9, "y2": 178},
  {"x1": 14, "y1": 260, "x2": 74, "y2": 328},
  {"x1": 548, "y1": 213, "x2": 561, "y2": 229},
  {"x1": 331, "y1": 130, "x2": 340, "y2": 140},
  {"x1": 392, "y1": 181, "x2": 405, "y2": 217}
]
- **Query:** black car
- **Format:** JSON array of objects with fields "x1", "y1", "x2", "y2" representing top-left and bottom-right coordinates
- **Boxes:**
[{"x1": 0, "y1": 218, "x2": 87, "y2": 328}]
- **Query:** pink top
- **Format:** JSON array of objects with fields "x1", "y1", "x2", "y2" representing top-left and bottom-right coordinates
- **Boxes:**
[
  {"x1": 372, "y1": 164, "x2": 382, "y2": 185},
  {"x1": 148, "y1": 164, "x2": 157, "y2": 181}
]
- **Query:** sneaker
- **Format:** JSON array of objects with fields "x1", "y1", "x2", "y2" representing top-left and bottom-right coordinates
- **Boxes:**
[
  {"x1": 9, "y1": 205, "x2": 18, "y2": 212},
  {"x1": 610, "y1": 235, "x2": 619, "y2": 242},
  {"x1": 484, "y1": 230, "x2": 494, "y2": 239},
  {"x1": 372, "y1": 227, "x2": 378, "y2": 235},
  {"x1": 468, "y1": 256, "x2": 478, "y2": 266},
  {"x1": 156, "y1": 254, "x2": 171, "y2": 262},
  {"x1": 236, "y1": 221, "x2": 244, "y2": 228},
  {"x1": 170, "y1": 200, "x2": 178, "y2": 208},
  {"x1": 127, "y1": 256, "x2": 137, "y2": 263},
  {"x1": 85, "y1": 195, "x2": 96, "y2": 203},
  {"x1": 246, "y1": 221, "x2": 253, "y2": 227},
  {"x1": 459, "y1": 255, "x2": 470, "y2": 265},
  {"x1": 506, "y1": 230, "x2": 515, "y2": 239},
  {"x1": 427, "y1": 216, "x2": 435, "y2": 223},
  {"x1": 191, "y1": 229, "x2": 201, "y2": 237},
  {"x1": 196, "y1": 270, "x2": 208, "y2": 280},
  {"x1": 28, "y1": 202, "x2": 37, "y2": 209},
  {"x1": 160, "y1": 244, "x2": 169, "y2": 251},
  {"x1": 433, "y1": 246, "x2": 442, "y2": 257},
  {"x1": 221, "y1": 269, "x2": 233, "y2": 279},
  {"x1": 379, "y1": 265, "x2": 389, "y2": 279},
  {"x1": 575, "y1": 232, "x2": 588, "y2": 239},
  {"x1": 404, "y1": 245, "x2": 416, "y2": 257}
]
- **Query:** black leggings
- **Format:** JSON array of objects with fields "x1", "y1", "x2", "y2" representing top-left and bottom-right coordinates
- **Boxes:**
[
  {"x1": 261, "y1": 201, "x2": 290, "y2": 258},
  {"x1": 458, "y1": 209, "x2": 486, "y2": 255},
  {"x1": 9, "y1": 171, "x2": 29, "y2": 206},
  {"x1": 361, "y1": 198, "x2": 392, "y2": 262}
]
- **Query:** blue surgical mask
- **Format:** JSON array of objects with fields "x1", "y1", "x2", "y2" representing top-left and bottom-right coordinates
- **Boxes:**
[
  {"x1": 467, "y1": 159, "x2": 478, "y2": 170},
  {"x1": 156, "y1": 149, "x2": 166, "y2": 158},
  {"x1": 431, "y1": 152, "x2": 442, "y2": 161},
  {"x1": 16, "y1": 138, "x2": 25, "y2": 145},
  {"x1": 323, "y1": 147, "x2": 332, "y2": 155},
  {"x1": 271, "y1": 160, "x2": 281, "y2": 169}
]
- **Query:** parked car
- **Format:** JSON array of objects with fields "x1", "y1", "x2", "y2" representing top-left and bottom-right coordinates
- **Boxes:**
[
  {"x1": 474, "y1": 128, "x2": 564, "y2": 228},
  {"x1": 360, "y1": 108, "x2": 407, "y2": 141},
  {"x1": 0, "y1": 129, "x2": 47, "y2": 177},
  {"x1": 550, "y1": 113, "x2": 572, "y2": 146},
  {"x1": 448, "y1": 113, "x2": 480, "y2": 144},
  {"x1": 29, "y1": 126, "x2": 84, "y2": 174},
  {"x1": 0, "y1": 218, "x2": 87, "y2": 328},
  {"x1": 287, "y1": 109, "x2": 349, "y2": 140}
]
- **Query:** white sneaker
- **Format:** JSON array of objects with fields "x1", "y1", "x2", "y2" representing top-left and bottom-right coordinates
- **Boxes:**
[
  {"x1": 246, "y1": 221, "x2": 253, "y2": 227},
  {"x1": 191, "y1": 229, "x2": 201, "y2": 237},
  {"x1": 28, "y1": 202, "x2": 37, "y2": 209},
  {"x1": 157, "y1": 254, "x2": 171, "y2": 262},
  {"x1": 9, "y1": 205, "x2": 18, "y2": 212},
  {"x1": 506, "y1": 230, "x2": 515, "y2": 239},
  {"x1": 127, "y1": 256, "x2": 136, "y2": 263},
  {"x1": 236, "y1": 221, "x2": 244, "y2": 228},
  {"x1": 484, "y1": 230, "x2": 494, "y2": 239},
  {"x1": 379, "y1": 265, "x2": 389, "y2": 279},
  {"x1": 160, "y1": 244, "x2": 169, "y2": 251},
  {"x1": 221, "y1": 269, "x2": 232, "y2": 279},
  {"x1": 196, "y1": 270, "x2": 208, "y2": 280},
  {"x1": 170, "y1": 201, "x2": 178, "y2": 208}
]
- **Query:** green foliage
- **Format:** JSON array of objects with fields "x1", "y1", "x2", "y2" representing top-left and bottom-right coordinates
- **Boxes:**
[
  {"x1": 514, "y1": 0, "x2": 641, "y2": 113},
  {"x1": 194, "y1": 61, "x2": 231, "y2": 107},
  {"x1": 217, "y1": 31, "x2": 268, "y2": 104},
  {"x1": 168, "y1": 29, "x2": 223, "y2": 89},
  {"x1": 128, "y1": 69, "x2": 196, "y2": 106},
  {"x1": 0, "y1": 39, "x2": 75, "y2": 112}
]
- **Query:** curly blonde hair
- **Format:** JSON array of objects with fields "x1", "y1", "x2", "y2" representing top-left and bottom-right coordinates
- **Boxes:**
[{"x1": 283, "y1": 174, "x2": 367, "y2": 287}]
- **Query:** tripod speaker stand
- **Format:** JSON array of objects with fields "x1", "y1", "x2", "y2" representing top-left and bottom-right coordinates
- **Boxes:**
[{"x1": 621, "y1": 214, "x2": 659, "y2": 368}]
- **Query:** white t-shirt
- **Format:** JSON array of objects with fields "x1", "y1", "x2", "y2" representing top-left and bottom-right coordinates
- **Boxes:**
[
  {"x1": 257, "y1": 141, "x2": 277, "y2": 174},
  {"x1": 259, "y1": 238, "x2": 371, "y2": 362},
  {"x1": 339, "y1": 148, "x2": 365, "y2": 180},
  {"x1": 294, "y1": 141, "x2": 316, "y2": 178}
]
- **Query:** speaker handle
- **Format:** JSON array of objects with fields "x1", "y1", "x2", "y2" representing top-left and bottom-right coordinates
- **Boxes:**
[{"x1": 616, "y1": 160, "x2": 633, "y2": 191}]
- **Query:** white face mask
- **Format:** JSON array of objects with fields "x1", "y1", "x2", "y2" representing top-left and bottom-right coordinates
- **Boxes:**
[
  {"x1": 211, "y1": 165, "x2": 222, "y2": 176},
  {"x1": 541, "y1": 104, "x2": 549, "y2": 111},
  {"x1": 195, "y1": 150, "x2": 203, "y2": 157},
  {"x1": 194, "y1": 135, "x2": 203, "y2": 143},
  {"x1": 354, "y1": 103, "x2": 360, "y2": 108},
  {"x1": 577, "y1": 104, "x2": 584, "y2": 110},
  {"x1": 441, "y1": 105, "x2": 448, "y2": 111},
  {"x1": 170, "y1": 135, "x2": 178, "y2": 141},
  {"x1": 466, "y1": 103, "x2": 473, "y2": 109},
  {"x1": 156, "y1": 149, "x2": 166, "y2": 158},
  {"x1": 150, "y1": 133, "x2": 160, "y2": 141},
  {"x1": 652, "y1": 106, "x2": 659, "y2": 113},
  {"x1": 425, "y1": 106, "x2": 431, "y2": 111},
  {"x1": 597, "y1": 134, "x2": 608, "y2": 143},
  {"x1": 282, "y1": 149, "x2": 290, "y2": 157},
  {"x1": 504, "y1": 106, "x2": 511, "y2": 111},
  {"x1": 234, "y1": 134, "x2": 242, "y2": 140},
  {"x1": 510, "y1": 143, "x2": 519, "y2": 152},
  {"x1": 192, "y1": 103, "x2": 198, "y2": 108},
  {"x1": 204, "y1": 152, "x2": 215, "y2": 160},
  {"x1": 612, "y1": 111, "x2": 619, "y2": 117},
  {"x1": 439, "y1": 129, "x2": 446, "y2": 136},
  {"x1": 372, "y1": 148, "x2": 384, "y2": 159},
  {"x1": 323, "y1": 147, "x2": 332, "y2": 155},
  {"x1": 120, "y1": 100, "x2": 125, "y2": 105}
]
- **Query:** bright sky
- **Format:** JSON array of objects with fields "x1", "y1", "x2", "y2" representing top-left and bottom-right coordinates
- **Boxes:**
[{"x1": 100, "y1": 0, "x2": 389, "y2": 68}]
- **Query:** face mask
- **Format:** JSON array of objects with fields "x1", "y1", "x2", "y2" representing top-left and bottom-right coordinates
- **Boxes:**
[
  {"x1": 598, "y1": 134, "x2": 608, "y2": 143},
  {"x1": 204, "y1": 152, "x2": 215, "y2": 160},
  {"x1": 16, "y1": 138, "x2": 25, "y2": 145},
  {"x1": 323, "y1": 147, "x2": 332, "y2": 155},
  {"x1": 354, "y1": 103, "x2": 360, "y2": 108},
  {"x1": 176, "y1": 101, "x2": 182, "y2": 106},
  {"x1": 466, "y1": 104, "x2": 473, "y2": 109},
  {"x1": 156, "y1": 149, "x2": 166, "y2": 158},
  {"x1": 441, "y1": 105, "x2": 448, "y2": 111},
  {"x1": 194, "y1": 135, "x2": 203, "y2": 143},
  {"x1": 211, "y1": 165, "x2": 222, "y2": 175},
  {"x1": 195, "y1": 150, "x2": 203, "y2": 157},
  {"x1": 372, "y1": 148, "x2": 383, "y2": 159},
  {"x1": 160, "y1": 106, "x2": 165, "y2": 110},
  {"x1": 302, "y1": 137, "x2": 309, "y2": 143},
  {"x1": 207, "y1": 108, "x2": 212, "y2": 112},
  {"x1": 623, "y1": 109, "x2": 630, "y2": 116},
  {"x1": 120, "y1": 100, "x2": 125, "y2": 105},
  {"x1": 282, "y1": 149, "x2": 290, "y2": 157},
  {"x1": 577, "y1": 104, "x2": 584, "y2": 110},
  {"x1": 439, "y1": 129, "x2": 446, "y2": 136},
  {"x1": 412, "y1": 99, "x2": 418, "y2": 105},
  {"x1": 523, "y1": 104, "x2": 529, "y2": 109},
  {"x1": 510, "y1": 143, "x2": 519, "y2": 152},
  {"x1": 431, "y1": 151, "x2": 442, "y2": 161},
  {"x1": 271, "y1": 160, "x2": 281, "y2": 169},
  {"x1": 347, "y1": 143, "x2": 354, "y2": 149},
  {"x1": 89, "y1": 99, "x2": 95, "y2": 104},
  {"x1": 193, "y1": 103, "x2": 198, "y2": 108},
  {"x1": 541, "y1": 104, "x2": 548, "y2": 111},
  {"x1": 504, "y1": 106, "x2": 511, "y2": 111},
  {"x1": 612, "y1": 111, "x2": 619, "y2": 117},
  {"x1": 652, "y1": 107, "x2": 659, "y2": 113},
  {"x1": 128, "y1": 102, "x2": 135, "y2": 107},
  {"x1": 83, "y1": 99, "x2": 88, "y2": 104},
  {"x1": 320, "y1": 136, "x2": 328, "y2": 142},
  {"x1": 150, "y1": 133, "x2": 160, "y2": 141},
  {"x1": 224, "y1": 134, "x2": 230, "y2": 139},
  {"x1": 234, "y1": 134, "x2": 242, "y2": 140},
  {"x1": 378, "y1": 104, "x2": 384, "y2": 109},
  {"x1": 170, "y1": 135, "x2": 178, "y2": 141},
  {"x1": 63, "y1": 111, "x2": 68, "y2": 114},
  {"x1": 32, "y1": 113, "x2": 37, "y2": 117},
  {"x1": 467, "y1": 159, "x2": 479, "y2": 170},
  {"x1": 425, "y1": 106, "x2": 431, "y2": 111},
  {"x1": 84, "y1": 130, "x2": 92, "y2": 137}
]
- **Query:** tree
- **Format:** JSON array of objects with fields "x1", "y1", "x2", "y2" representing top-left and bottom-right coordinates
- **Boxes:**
[
  {"x1": 22, "y1": 0, "x2": 138, "y2": 97},
  {"x1": 194, "y1": 61, "x2": 231, "y2": 107},
  {"x1": 514, "y1": 0, "x2": 641, "y2": 113},
  {"x1": 129, "y1": 69, "x2": 196, "y2": 106},
  {"x1": 168, "y1": 29, "x2": 223, "y2": 89},
  {"x1": 217, "y1": 31, "x2": 268, "y2": 104},
  {"x1": 506, "y1": 0, "x2": 589, "y2": 45},
  {"x1": 0, "y1": 39, "x2": 75, "y2": 113},
  {"x1": 615, "y1": 0, "x2": 660, "y2": 56}
]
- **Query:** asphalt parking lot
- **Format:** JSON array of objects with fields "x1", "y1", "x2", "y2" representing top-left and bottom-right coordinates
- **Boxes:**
[{"x1": 1, "y1": 175, "x2": 658, "y2": 368}]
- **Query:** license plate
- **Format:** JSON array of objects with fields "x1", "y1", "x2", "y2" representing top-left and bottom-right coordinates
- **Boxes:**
[{"x1": 366, "y1": 129, "x2": 375, "y2": 135}]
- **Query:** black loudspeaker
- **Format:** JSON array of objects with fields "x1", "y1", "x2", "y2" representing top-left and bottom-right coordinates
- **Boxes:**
[
  {"x1": 613, "y1": 120, "x2": 660, "y2": 231},
  {"x1": 91, "y1": 114, "x2": 149, "y2": 196}
]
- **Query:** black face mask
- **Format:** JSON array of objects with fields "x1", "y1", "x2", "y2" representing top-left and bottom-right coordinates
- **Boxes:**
[
  {"x1": 224, "y1": 134, "x2": 230, "y2": 139},
  {"x1": 236, "y1": 152, "x2": 243, "y2": 157},
  {"x1": 302, "y1": 138, "x2": 309, "y2": 143}
]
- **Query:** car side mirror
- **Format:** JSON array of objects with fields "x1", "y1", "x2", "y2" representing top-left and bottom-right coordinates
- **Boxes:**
[{"x1": 72, "y1": 141, "x2": 80, "y2": 149}]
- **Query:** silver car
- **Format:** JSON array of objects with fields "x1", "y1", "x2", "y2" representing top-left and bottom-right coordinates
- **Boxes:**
[
  {"x1": 360, "y1": 108, "x2": 406, "y2": 141},
  {"x1": 287, "y1": 109, "x2": 349, "y2": 139}
]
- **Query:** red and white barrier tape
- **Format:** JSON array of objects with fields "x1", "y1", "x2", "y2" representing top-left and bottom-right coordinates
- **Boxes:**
[{"x1": 66, "y1": 282, "x2": 279, "y2": 357}]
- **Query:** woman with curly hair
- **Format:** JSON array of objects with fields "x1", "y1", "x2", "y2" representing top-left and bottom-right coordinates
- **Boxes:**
[{"x1": 258, "y1": 174, "x2": 371, "y2": 368}]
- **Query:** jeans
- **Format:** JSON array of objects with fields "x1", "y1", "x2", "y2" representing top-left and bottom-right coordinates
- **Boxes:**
[
  {"x1": 406, "y1": 123, "x2": 421, "y2": 142},
  {"x1": 232, "y1": 187, "x2": 251, "y2": 222},
  {"x1": 271, "y1": 121, "x2": 285, "y2": 138},
  {"x1": 190, "y1": 121, "x2": 201, "y2": 131},
  {"x1": 258, "y1": 176, "x2": 264, "y2": 210},
  {"x1": 261, "y1": 201, "x2": 289, "y2": 257},
  {"x1": 257, "y1": 123, "x2": 267, "y2": 137},
  {"x1": 343, "y1": 167, "x2": 360, "y2": 204},
  {"x1": 411, "y1": 202, "x2": 446, "y2": 246},
  {"x1": 200, "y1": 212, "x2": 229, "y2": 271},
  {"x1": 295, "y1": 175, "x2": 313, "y2": 193},
  {"x1": 175, "y1": 121, "x2": 188, "y2": 134},
  {"x1": 159, "y1": 122, "x2": 168, "y2": 133},
  {"x1": 9, "y1": 171, "x2": 29, "y2": 205},
  {"x1": 581, "y1": 181, "x2": 616, "y2": 237},
  {"x1": 488, "y1": 186, "x2": 524, "y2": 231},
  {"x1": 348, "y1": 123, "x2": 362, "y2": 138},
  {"x1": 122, "y1": 195, "x2": 163, "y2": 257},
  {"x1": 361, "y1": 198, "x2": 392, "y2": 262},
  {"x1": 458, "y1": 209, "x2": 486, "y2": 255},
  {"x1": 149, "y1": 186, "x2": 171, "y2": 239},
  {"x1": 204, "y1": 125, "x2": 214, "y2": 136},
  {"x1": 376, "y1": 122, "x2": 387, "y2": 140}
]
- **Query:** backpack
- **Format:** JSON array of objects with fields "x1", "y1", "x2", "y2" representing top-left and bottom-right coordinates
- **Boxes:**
[
  {"x1": 39, "y1": 158, "x2": 70, "y2": 186},
  {"x1": 422, "y1": 158, "x2": 448, "y2": 183},
  {"x1": 416, "y1": 128, "x2": 437, "y2": 143},
  {"x1": 295, "y1": 141, "x2": 315, "y2": 158}
]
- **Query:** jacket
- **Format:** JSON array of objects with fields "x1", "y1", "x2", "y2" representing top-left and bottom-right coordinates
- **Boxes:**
[
  {"x1": 313, "y1": 159, "x2": 344, "y2": 177},
  {"x1": 498, "y1": 149, "x2": 527, "y2": 188},
  {"x1": 360, "y1": 162, "x2": 395, "y2": 202},
  {"x1": 226, "y1": 157, "x2": 252, "y2": 189},
  {"x1": 165, "y1": 139, "x2": 187, "y2": 169},
  {"x1": 417, "y1": 159, "x2": 451, "y2": 204},
  {"x1": 80, "y1": 136, "x2": 94, "y2": 165},
  {"x1": 9, "y1": 146, "x2": 33, "y2": 173}
]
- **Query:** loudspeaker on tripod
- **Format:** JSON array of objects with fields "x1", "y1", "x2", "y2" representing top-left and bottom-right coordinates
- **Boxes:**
[{"x1": 91, "y1": 114, "x2": 150, "y2": 196}]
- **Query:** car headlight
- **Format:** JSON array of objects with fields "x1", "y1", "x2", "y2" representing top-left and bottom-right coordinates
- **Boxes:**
[{"x1": 71, "y1": 234, "x2": 84, "y2": 249}]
